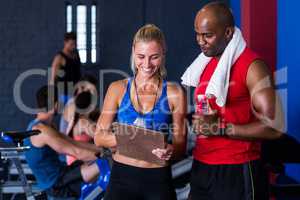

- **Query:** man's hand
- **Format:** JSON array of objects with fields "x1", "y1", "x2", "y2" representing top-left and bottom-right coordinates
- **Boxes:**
[{"x1": 192, "y1": 111, "x2": 221, "y2": 136}]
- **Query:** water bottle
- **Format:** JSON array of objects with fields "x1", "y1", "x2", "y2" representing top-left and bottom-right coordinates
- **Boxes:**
[{"x1": 196, "y1": 94, "x2": 209, "y2": 114}]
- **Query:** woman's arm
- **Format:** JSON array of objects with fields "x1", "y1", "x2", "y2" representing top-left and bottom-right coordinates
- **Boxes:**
[
  {"x1": 152, "y1": 83, "x2": 187, "y2": 161},
  {"x1": 94, "y1": 80, "x2": 126, "y2": 148},
  {"x1": 168, "y1": 83, "x2": 187, "y2": 160}
]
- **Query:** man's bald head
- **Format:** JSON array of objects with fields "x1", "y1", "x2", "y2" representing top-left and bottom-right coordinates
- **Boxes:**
[
  {"x1": 196, "y1": 2, "x2": 235, "y2": 29},
  {"x1": 194, "y1": 2, "x2": 235, "y2": 58}
]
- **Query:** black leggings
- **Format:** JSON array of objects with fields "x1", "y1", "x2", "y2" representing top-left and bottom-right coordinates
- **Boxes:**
[
  {"x1": 47, "y1": 160, "x2": 84, "y2": 198},
  {"x1": 189, "y1": 159, "x2": 269, "y2": 200},
  {"x1": 104, "y1": 160, "x2": 177, "y2": 200}
]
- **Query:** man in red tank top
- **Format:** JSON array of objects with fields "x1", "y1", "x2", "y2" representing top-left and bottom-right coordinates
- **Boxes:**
[{"x1": 186, "y1": 2, "x2": 284, "y2": 200}]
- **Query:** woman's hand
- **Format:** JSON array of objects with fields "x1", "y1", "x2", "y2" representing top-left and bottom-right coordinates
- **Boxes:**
[{"x1": 152, "y1": 144, "x2": 174, "y2": 161}]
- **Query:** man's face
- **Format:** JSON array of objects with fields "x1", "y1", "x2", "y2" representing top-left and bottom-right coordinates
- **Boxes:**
[
  {"x1": 64, "y1": 39, "x2": 76, "y2": 52},
  {"x1": 194, "y1": 14, "x2": 228, "y2": 58}
]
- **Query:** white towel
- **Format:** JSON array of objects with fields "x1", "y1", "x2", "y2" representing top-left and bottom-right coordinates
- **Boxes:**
[{"x1": 181, "y1": 27, "x2": 246, "y2": 107}]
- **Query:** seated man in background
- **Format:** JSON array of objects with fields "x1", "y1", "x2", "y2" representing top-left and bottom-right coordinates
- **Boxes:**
[{"x1": 24, "y1": 85, "x2": 105, "y2": 199}]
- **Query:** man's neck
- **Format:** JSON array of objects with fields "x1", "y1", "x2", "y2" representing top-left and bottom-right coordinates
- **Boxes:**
[
  {"x1": 214, "y1": 40, "x2": 231, "y2": 60},
  {"x1": 214, "y1": 52, "x2": 223, "y2": 61},
  {"x1": 62, "y1": 48, "x2": 72, "y2": 57}
]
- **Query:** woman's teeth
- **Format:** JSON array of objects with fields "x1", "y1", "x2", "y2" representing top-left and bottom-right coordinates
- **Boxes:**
[{"x1": 142, "y1": 68, "x2": 152, "y2": 72}]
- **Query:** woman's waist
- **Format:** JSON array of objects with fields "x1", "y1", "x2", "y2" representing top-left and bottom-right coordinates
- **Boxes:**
[{"x1": 110, "y1": 157, "x2": 172, "y2": 183}]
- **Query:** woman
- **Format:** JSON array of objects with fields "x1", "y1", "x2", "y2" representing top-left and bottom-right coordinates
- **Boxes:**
[
  {"x1": 61, "y1": 75, "x2": 99, "y2": 165},
  {"x1": 94, "y1": 24, "x2": 187, "y2": 200}
]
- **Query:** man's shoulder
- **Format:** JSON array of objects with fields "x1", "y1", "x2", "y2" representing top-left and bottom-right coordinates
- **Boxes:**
[
  {"x1": 27, "y1": 119, "x2": 48, "y2": 148},
  {"x1": 233, "y1": 47, "x2": 263, "y2": 72},
  {"x1": 53, "y1": 53, "x2": 66, "y2": 63},
  {"x1": 239, "y1": 47, "x2": 261, "y2": 62},
  {"x1": 27, "y1": 119, "x2": 50, "y2": 135}
]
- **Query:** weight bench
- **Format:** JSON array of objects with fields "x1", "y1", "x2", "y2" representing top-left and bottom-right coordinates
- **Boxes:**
[
  {"x1": 1, "y1": 130, "x2": 112, "y2": 200},
  {"x1": 0, "y1": 130, "x2": 42, "y2": 200}
]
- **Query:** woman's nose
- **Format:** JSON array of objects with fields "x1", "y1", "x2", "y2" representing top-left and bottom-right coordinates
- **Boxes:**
[{"x1": 143, "y1": 57, "x2": 151, "y2": 67}]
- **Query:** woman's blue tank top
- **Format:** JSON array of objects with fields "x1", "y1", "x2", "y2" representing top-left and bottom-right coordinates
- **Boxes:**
[{"x1": 117, "y1": 78, "x2": 172, "y2": 134}]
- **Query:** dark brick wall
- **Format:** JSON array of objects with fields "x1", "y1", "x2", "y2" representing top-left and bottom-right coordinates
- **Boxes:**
[
  {"x1": 0, "y1": 0, "x2": 65, "y2": 130},
  {"x1": 0, "y1": 0, "x2": 228, "y2": 131}
]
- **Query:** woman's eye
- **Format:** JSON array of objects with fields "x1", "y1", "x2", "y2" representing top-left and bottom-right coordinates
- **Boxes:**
[{"x1": 151, "y1": 55, "x2": 160, "y2": 60}]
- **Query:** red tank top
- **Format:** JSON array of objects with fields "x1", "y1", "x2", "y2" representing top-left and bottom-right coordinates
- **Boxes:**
[{"x1": 193, "y1": 47, "x2": 261, "y2": 164}]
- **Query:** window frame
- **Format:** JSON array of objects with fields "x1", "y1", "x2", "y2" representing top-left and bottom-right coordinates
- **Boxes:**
[{"x1": 65, "y1": 1, "x2": 98, "y2": 66}]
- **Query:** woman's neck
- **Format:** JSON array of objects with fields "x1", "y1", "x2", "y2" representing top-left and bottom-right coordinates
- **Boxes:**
[{"x1": 134, "y1": 74, "x2": 160, "y2": 91}]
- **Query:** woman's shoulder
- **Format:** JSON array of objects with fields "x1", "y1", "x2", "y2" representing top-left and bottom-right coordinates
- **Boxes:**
[
  {"x1": 108, "y1": 78, "x2": 129, "y2": 92},
  {"x1": 105, "y1": 78, "x2": 130, "y2": 108},
  {"x1": 165, "y1": 81, "x2": 186, "y2": 111},
  {"x1": 108, "y1": 79, "x2": 128, "y2": 96},
  {"x1": 166, "y1": 81, "x2": 185, "y2": 95},
  {"x1": 63, "y1": 98, "x2": 76, "y2": 121}
]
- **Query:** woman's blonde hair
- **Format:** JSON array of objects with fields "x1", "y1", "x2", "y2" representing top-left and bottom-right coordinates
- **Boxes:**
[{"x1": 130, "y1": 24, "x2": 167, "y2": 78}]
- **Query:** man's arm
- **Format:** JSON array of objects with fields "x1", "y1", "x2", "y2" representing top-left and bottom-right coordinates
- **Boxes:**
[
  {"x1": 226, "y1": 60, "x2": 284, "y2": 140},
  {"x1": 60, "y1": 127, "x2": 101, "y2": 152},
  {"x1": 50, "y1": 54, "x2": 64, "y2": 85},
  {"x1": 31, "y1": 124, "x2": 100, "y2": 161}
]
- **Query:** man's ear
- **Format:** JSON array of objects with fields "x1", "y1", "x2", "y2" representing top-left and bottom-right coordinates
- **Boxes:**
[{"x1": 225, "y1": 27, "x2": 234, "y2": 41}]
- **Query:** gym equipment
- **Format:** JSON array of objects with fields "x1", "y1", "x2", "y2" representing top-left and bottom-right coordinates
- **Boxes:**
[
  {"x1": 79, "y1": 158, "x2": 111, "y2": 200},
  {"x1": 0, "y1": 130, "x2": 41, "y2": 200},
  {"x1": 1, "y1": 130, "x2": 112, "y2": 200}
]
